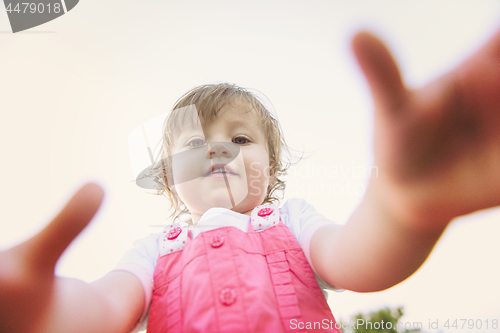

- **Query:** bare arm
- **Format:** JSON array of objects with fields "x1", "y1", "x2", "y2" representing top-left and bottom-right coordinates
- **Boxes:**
[
  {"x1": 310, "y1": 29, "x2": 500, "y2": 292},
  {"x1": 37, "y1": 272, "x2": 144, "y2": 333},
  {"x1": 0, "y1": 183, "x2": 144, "y2": 333},
  {"x1": 310, "y1": 184, "x2": 444, "y2": 292}
]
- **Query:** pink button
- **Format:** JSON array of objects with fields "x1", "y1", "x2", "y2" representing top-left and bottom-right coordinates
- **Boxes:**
[
  {"x1": 219, "y1": 288, "x2": 236, "y2": 306},
  {"x1": 167, "y1": 227, "x2": 182, "y2": 240},
  {"x1": 257, "y1": 207, "x2": 273, "y2": 217},
  {"x1": 210, "y1": 235, "x2": 224, "y2": 248}
]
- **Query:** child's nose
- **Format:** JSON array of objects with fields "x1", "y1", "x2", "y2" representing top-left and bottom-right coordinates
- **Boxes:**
[{"x1": 207, "y1": 142, "x2": 234, "y2": 158}]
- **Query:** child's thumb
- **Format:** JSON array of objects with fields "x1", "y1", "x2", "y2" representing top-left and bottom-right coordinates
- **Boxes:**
[
  {"x1": 352, "y1": 31, "x2": 407, "y2": 115},
  {"x1": 26, "y1": 182, "x2": 104, "y2": 271}
]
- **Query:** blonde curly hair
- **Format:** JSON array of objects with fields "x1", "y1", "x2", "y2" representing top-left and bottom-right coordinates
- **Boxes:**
[{"x1": 145, "y1": 83, "x2": 292, "y2": 223}]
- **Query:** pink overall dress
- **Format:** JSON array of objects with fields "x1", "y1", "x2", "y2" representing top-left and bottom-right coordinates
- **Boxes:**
[{"x1": 147, "y1": 205, "x2": 343, "y2": 332}]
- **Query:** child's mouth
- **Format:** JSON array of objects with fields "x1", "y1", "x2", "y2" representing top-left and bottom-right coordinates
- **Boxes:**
[{"x1": 204, "y1": 164, "x2": 238, "y2": 177}]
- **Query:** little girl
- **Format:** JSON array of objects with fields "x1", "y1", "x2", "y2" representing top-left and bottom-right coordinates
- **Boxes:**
[
  {"x1": 123, "y1": 82, "x2": 345, "y2": 332},
  {"x1": 2, "y1": 30, "x2": 500, "y2": 333}
]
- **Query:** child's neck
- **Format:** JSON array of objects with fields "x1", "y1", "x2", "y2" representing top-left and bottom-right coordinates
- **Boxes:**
[{"x1": 191, "y1": 208, "x2": 253, "y2": 225}]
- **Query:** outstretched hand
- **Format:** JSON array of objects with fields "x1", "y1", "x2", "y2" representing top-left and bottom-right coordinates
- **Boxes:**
[
  {"x1": 352, "y1": 29, "x2": 500, "y2": 229},
  {"x1": 0, "y1": 183, "x2": 104, "y2": 333}
]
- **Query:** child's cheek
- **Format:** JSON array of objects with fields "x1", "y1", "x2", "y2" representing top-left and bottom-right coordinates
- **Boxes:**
[
  {"x1": 171, "y1": 148, "x2": 206, "y2": 185},
  {"x1": 249, "y1": 161, "x2": 263, "y2": 178},
  {"x1": 247, "y1": 161, "x2": 271, "y2": 197},
  {"x1": 249, "y1": 179, "x2": 264, "y2": 196}
]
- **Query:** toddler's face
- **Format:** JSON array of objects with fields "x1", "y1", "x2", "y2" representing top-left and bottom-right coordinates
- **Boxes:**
[{"x1": 170, "y1": 102, "x2": 270, "y2": 223}]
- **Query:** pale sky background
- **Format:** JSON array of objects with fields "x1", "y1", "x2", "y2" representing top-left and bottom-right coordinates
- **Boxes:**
[{"x1": 1, "y1": 1, "x2": 500, "y2": 332}]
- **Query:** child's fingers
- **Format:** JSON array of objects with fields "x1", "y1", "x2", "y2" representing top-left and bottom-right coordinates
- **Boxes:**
[
  {"x1": 456, "y1": 28, "x2": 500, "y2": 116},
  {"x1": 26, "y1": 182, "x2": 104, "y2": 271},
  {"x1": 352, "y1": 31, "x2": 408, "y2": 114}
]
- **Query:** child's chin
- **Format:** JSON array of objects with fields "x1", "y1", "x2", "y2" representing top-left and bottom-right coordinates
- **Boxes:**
[{"x1": 205, "y1": 192, "x2": 249, "y2": 210}]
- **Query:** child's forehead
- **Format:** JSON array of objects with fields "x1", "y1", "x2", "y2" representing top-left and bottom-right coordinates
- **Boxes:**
[
  {"x1": 180, "y1": 103, "x2": 261, "y2": 129},
  {"x1": 205, "y1": 103, "x2": 260, "y2": 124}
]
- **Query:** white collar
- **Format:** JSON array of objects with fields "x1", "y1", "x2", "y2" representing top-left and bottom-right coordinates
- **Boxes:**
[
  {"x1": 191, "y1": 207, "x2": 250, "y2": 239},
  {"x1": 159, "y1": 204, "x2": 280, "y2": 256}
]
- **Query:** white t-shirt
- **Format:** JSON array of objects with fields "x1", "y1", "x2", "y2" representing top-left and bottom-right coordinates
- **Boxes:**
[{"x1": 113, "y1": 198, "x2": 340, "y2": 330}]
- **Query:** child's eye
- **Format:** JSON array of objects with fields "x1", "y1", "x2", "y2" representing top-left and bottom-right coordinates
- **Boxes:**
[
  {"x1": 233, "y1": 136, "x2": 250, "y2": 145},
  {"x1": 187, "y1": 138, "x2": 206, "y2": 148}
]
